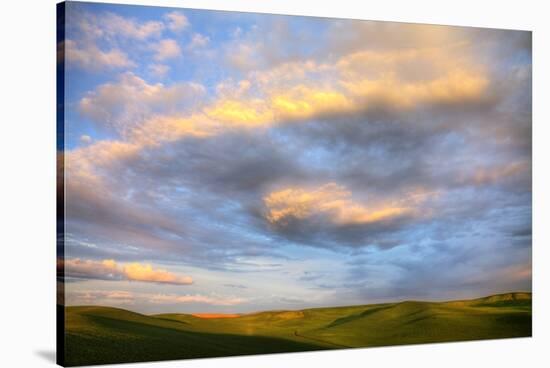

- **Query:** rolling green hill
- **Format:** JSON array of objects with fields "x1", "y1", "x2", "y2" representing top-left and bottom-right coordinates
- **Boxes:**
[{"x1": 63, "y1": 292, "x2": 531, "y2": 366}]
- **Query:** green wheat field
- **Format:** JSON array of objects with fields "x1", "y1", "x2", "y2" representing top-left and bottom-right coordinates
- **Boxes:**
[{"x1": 62, "y1": 292, "x2": 532, "y2": 366}]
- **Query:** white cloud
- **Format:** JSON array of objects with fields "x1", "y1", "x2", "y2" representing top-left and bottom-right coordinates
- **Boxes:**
[
  {"x1": 65, "y1": 40, "x2": 135, "y2": 70},
  {"x1": 164, "y1": 11, "x2": 190, "y2": 32},
  {"x1": 92, "y1": 12, "x2": 164, "y2": 40},
  {"x1": 65, "y1": 10, "x2": 176, "y2": 71},
  {"x1": 148, "y1": 63, "x2": 170, "y2": 78},
  {"x1": 152, "y1": 39, "x2": 182, "y2": 61},
  {"x1": 79, "y1": 135, "x2": 92, "y2": 144},
  {"x1": 189, "y1": 33, "x2": 210, "y2": 49}
]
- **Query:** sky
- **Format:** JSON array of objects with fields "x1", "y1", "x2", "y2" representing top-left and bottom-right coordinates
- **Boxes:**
[{"x1": 59, "y1": 1, "x2": 532, "y2": 314}]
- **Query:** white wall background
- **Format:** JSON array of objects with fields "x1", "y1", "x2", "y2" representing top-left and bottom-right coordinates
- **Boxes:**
[{"x1": 0, "y1": 0, "x2": 548, "y2": 367}]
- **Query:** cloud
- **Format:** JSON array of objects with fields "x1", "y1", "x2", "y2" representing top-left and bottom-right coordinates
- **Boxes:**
[
  {"x1": 65, "y1": 40, "x2": 135, "y2": 70},
  {"x1": 164, "y1": 11, "x2": 190, "y2": 32},
  {"x1": 66, "y1": 290, "x2": 244, "y2": 307},
  {"x1": 100, "y1": 12, "x2": 164, "y2": 40},
  {"x1": 148, "y1": 63, "x2": 170, "y2": 78},
  {"x1": 79, "y1": 72, "x2": 205, "y2": 135},
  {"x1": 260, "y1": 183, "x2": 440, "y2": 249},
  {"x1": 64, "y1": 8, "x2": 167, "y2": 71},
  {"x1": 66, "y1": 290, "x2": 136, "y2": 305},
  {"x1": 152, "y1": 39, "x2": 182, "y2": 61},
  {"x1": 219, "y1": 48, "x2": 486, "y2": 123},
  {"x1": 468, "y1": 161, "x2": 530, "y2": 187},
  {"x1": 222, "y1": 17, "x2": 324, "y2": 72},
  {"x1": 264, "y1": 183, "x2": 416, "y2": 226},
  {"x1": 63, "y1": 8, "x2": 191, "y2": 72},
  {"x1": 123, "y1": 263, "x2": 193, "y2": 285},
  {"x1": 61, "y1": 258, "x2": 193, "y2": 285},
  {"x1": 188, "y1": 33, "x2": 210, "y2": 49},
  {"x1": 60, "y1": 258, "x2": 122, "y2": 281},
  {"x1": 226, "y1": 42, "x2": 261, "y2": 71},
  {"x1": 79, "y1": 135, "x2": 92, "y2": 144},
  {"x1": 66, "y1": 139, "x2": 140, "y2": 190},
  {"x1": 150, "y1": 294, "x2": 245, "y2": 306},
  {"x1": 72, "y1": 9, "x2": 163, "y2": 41}
]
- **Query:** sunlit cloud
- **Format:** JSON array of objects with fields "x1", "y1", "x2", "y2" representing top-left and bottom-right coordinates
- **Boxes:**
[
  {"x1": 264, "y1": 183, "x2": 432, "y2": 226},
  {"x1": 124, "y1": 263, "x2": 193, "y2": 285},
  {"x1": 61, "y1": 258, "x2": 193, "y2": 285}
]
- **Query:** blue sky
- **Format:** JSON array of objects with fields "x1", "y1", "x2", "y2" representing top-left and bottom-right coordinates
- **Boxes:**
[{"x1": 60, "y1": 1, "x2": 532, "y2": 314}]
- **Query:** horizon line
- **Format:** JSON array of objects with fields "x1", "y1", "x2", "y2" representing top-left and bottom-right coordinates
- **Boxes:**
[{"x1": 61, "y1": 290, "x2": 532, "y2": 316}]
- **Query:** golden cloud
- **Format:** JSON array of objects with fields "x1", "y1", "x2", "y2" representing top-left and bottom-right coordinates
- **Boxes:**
[
  {"x1": 204, "y1": 99, "x2": 274, "y2": 127},
  {"x1": 62, "y1": 258, "x2": 193, "y2": 285},
  {"x1": 124, "y1": 263, "x2": 193, "y2": 285},
  {"x1": 263, "y1": 183, "x2": 413, "y2": 226}
]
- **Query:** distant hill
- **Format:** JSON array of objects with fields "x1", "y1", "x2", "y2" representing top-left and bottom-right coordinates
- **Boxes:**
[
  {"x1": 444, "y1": 292, "x2": 532, "y2": 308},
  {"x1": 63, "y1": 292, "x2": 531, "y2": 366}
]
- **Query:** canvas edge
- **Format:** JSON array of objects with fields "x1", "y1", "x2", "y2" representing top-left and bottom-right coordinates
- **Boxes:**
[{"x1": 56, "y1": 2, "x2": 66, "y2": 367}]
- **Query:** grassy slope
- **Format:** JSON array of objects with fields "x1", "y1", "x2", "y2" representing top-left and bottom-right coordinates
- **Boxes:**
[
  {"x1": 65, "y1": 306, "x2": 324, "y2": 366},
  {"x1": 64, "y1": 292, "x2": 531, "y2": 366}
]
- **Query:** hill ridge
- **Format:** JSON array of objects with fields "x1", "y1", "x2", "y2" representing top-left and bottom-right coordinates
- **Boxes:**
[
  {"x1": 67, "y1": 291, "x2": 532, "y2": 317},
  {"x1": 64, "y1": 291, "x2": 531, "y2": 366}
]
